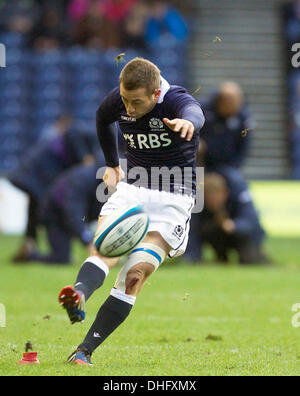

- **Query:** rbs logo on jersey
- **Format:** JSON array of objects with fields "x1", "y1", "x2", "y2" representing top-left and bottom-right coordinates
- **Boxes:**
[
  {"x1": 0, "y1": 43, "x2": 5, "y2": 68},
  {"x1": 292, "y1": 43, "x2": 300, "y2": 68},
  {"x1": 123, "y1": 133, "x2": 172, "y2": 149}
]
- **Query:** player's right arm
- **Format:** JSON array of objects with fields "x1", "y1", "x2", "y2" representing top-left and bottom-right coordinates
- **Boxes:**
[
  {"x1": 96, "y1": 88, "x2": 124, "y2": 190},
  {"x1": 103, "y1": 165, "x2": 125, "y2": 192}
]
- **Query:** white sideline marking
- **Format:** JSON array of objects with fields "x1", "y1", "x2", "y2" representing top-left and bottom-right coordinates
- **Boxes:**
[{"x1": 0, "y1": 304, "x2": 6, "y2": 327}]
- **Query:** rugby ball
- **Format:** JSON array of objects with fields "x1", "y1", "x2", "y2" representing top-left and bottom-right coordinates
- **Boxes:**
[{"x1": 94, "y1": 205, "x2": 149, "y2": 257}]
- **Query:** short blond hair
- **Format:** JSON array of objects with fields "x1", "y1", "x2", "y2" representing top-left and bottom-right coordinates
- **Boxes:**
[{"x1": 119, "y1": 57, "x2": 161, "y2": 95}]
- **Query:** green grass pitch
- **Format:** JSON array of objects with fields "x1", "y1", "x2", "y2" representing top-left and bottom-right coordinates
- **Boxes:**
[{"x1": 0, "y1": 181, "x2": 300, "y2": 376}]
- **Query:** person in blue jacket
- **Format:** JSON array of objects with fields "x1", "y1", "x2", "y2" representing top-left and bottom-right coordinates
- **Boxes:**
[
  {"x1": 145, "y1": 0, "x2": 189, "y2": 45},
  {"x1": 186, "y1": 171, "x2": 268, "y2": 264},
  {"x1": 198, "y1": 81, "x2": 254, "y2": 170},
  {"x1": 8, "y1": 122, "x2": 98, "y2": 262},
  {"x1": 194, "y1": 82, "x2": 262, "y2": 259}
]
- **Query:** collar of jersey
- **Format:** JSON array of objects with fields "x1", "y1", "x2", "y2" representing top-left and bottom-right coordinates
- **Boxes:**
[{"x1": 157, "y1": 77, "x2": 171, "y2": 104}]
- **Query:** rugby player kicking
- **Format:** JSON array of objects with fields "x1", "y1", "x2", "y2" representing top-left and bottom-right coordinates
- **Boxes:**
[{"x1": 58, "y1": 58, "x2": 205, "y2": 365}]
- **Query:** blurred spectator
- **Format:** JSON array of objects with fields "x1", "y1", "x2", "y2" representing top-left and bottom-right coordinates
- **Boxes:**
[
  {"x1": 23, "y1": 161, "x2": 105, "y2": 264},
  {"x1": 284, "y1": 2, "x2": 300, "y2": 178},
  {"x1": 123, "y1": 2, "x2": 149, "y2": 49},
  {"x1": 144, "y1": 0, "x2": 188, "y2": 45},
  {"x1": 0, "y1": 0, "x2": 40, "y2": 34},
  {"x1": 0, "y1": 0, "x2": 189, "y2": 175},
  {"x1": 198, "y1": 82, "x2": 254, "y2": 170},
  {"x1": 71, "y1": 10, "x2": 103, "y2": 47},
  {"x1": 69, "y1": 0, "x2": 139, "y2": 48},
  {"x1": 284, "y1": 0, "x2": 300, "y2": 45},
  {"x1": 29, "y1": 7, "x2": 68, "y2": 51},
  {"x1": 68, "y1": 0, "x2": 103, "y2": 48},
  {"x1": 67, "y1": 0, "x2": 99, "y2": 21},
  {"x1": 100, "y1": 0, "x2": 139, "y2": 23},
  {"x1": 186, "y1": 172, "x2": 267, "y2": 265},
  {"x1": 7, "y1": 120, "x2": 98, "y2": 263},
  {"x1": 68, "y1": 0, "x2": 137, "y2": 22}
]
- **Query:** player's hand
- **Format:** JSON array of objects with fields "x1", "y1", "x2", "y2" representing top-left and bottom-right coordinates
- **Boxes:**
[
  {"x1": 103, "y1": 165, "x2": 125, "y2": 192},
  {"x1": 163, "y1": 118, "x2": 195, "y2": 141}
]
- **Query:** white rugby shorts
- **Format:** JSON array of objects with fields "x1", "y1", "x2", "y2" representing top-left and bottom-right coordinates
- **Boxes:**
[{"x1": 100, "y1": 182, "x2": 194, "y2": 257}]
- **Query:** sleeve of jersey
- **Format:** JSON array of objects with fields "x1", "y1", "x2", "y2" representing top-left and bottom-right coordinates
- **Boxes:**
[
  {"x1": 180, "y1": 103, "x2": 205, "y2": 134},
  {"x1": 168, "y1": 90, "x2": 205, "y2": 134},
  {"x1": 96, "y1": 88, "x2": 120, "y2": 168}
]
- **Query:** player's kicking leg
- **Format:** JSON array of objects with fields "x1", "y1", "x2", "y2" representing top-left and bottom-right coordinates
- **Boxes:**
[{"x1": 64, "y1": 228, "x2": 170, "y2": 366}]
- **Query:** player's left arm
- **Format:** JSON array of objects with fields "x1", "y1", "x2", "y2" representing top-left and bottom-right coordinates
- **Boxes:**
[
  {"x1": 163, "y1": 96, "x2": 205, "y2": 141},
  {"x1": 65, "y1": 128, "x2": 96, "y2": 165},
  {"x1": 96, "y1": 89, "x2": 125, "y2": 191}
]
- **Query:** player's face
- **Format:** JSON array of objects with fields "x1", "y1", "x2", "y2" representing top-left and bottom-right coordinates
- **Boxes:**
[{"x1": 120, "y1": 83, "x2": 161, "y2": 119}]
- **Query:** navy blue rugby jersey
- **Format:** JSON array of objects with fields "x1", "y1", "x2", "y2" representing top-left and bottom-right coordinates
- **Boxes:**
[{"x1": 96, "y1": 78, "x2": 205, "y2": 194}]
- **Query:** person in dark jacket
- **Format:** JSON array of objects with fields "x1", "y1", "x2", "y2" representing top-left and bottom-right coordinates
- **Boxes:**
[
  {"x1": 198, "y1": 81, "x2": 254, "y2": 170},
  {"x1": 20, "y1": 157, "x2": 105, "y2": 264},
  {"x1": 8, "y1": 123, "x2": 98, "y2": 262},
  {"x1": 186, "y1": 172, "x2": 267, "y2": 264}
]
